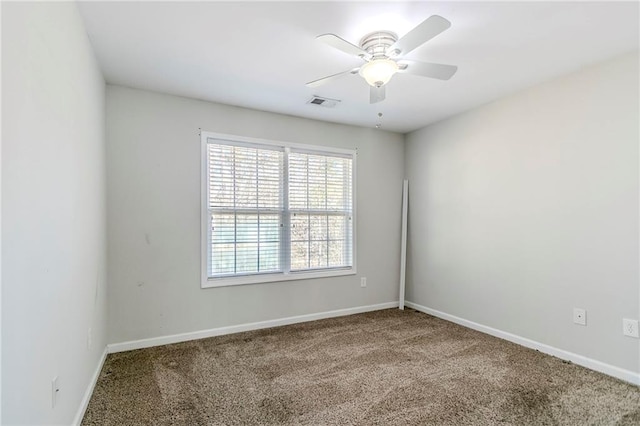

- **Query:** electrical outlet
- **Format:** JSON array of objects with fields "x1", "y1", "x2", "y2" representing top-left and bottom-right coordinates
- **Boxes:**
[
  {"x1": 573, "y1": 308, "x2": 586, "y2": 326},
  {"x1": 622, "y1": 319, "x2": 639, "y2": 338},
  {"x1": 52, "y1": 376, "x2": 60, "y2": 408},
  {"x1": 360, "y1": 277, "x2": 367, "y2": 288}
]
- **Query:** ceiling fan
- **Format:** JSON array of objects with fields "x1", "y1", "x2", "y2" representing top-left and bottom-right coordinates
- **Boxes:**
[{"x1": 306, "y1": 15, "x2": 458, "y2": 104}]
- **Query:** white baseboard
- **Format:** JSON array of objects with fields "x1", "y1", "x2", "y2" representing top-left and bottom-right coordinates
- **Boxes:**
[
  {"x1": 405, "y1": 301, "x2": 640, "y2": 386},
  {"x1": 108, "y1": 301, "x2": 399, "y2": 354},
  {"x1": 73, "y1": 347, "x2": 108, "y2": 426}
]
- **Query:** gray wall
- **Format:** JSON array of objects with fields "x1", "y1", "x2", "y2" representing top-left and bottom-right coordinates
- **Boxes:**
[
  {"x1": 405, "y1": 51, "x2": 639, "y2": 373},
  {"x1": 2, "y1": 2, "x2": 107, "y2": 424},
  {"x1": 106, "y1": 86, "x2": 405, "y2": 344}
]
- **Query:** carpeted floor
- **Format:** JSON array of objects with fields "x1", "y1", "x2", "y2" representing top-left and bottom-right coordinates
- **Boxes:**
[{"x1": 82, "y1": 309, "x2": 640, "y2": 425}]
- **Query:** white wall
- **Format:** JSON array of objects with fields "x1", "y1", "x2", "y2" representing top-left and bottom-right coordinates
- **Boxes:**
[
  {"x1": 0, "y1": 2, "x2": 3, "y2": 419},
  {"x1": 2, "y1": 2, "x2": 107, "y2": 424},
  {"x1": 405, "y1": 52, "x2": 639, "y2": 374},
  {"x1": 106, "y1": 85, "x2": 404, "y2": 344}
]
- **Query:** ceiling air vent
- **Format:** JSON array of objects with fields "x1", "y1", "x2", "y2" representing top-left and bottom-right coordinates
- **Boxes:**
[{"x1": 307, "y1": 96, "x2": 340, "y2": 108}]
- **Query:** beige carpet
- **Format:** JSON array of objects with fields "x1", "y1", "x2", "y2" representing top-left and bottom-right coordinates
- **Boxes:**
[{"x1": 82, "y1": 309, "x2": 640, "y2": 425}]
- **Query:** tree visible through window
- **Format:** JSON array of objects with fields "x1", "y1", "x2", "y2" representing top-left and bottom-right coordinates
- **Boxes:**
[{"x1": 202, "y1": 133, "x2": 354, "y2": 286}]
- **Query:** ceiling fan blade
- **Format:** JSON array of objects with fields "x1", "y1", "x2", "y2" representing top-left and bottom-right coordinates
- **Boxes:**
[
  {"x1": 388, "y1": 15, "x2": 451, "y2": 57},
  {"x1": 398, "y1": 60, "x2": 458, "y2": 80},
  {"x1": 317, "y1": 34, "x2": 371, "y2": 60},
  {"x1": 305, "y1": 68, "x2": 360, "y2": 88},
  {"x1": 370, "y1": 85, "x2": 386, "y2": 104}
]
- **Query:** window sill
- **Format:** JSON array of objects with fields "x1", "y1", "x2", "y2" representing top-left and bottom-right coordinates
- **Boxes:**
[{"x1": 201, "y1": 268, "x2": 357, "y2": 288}]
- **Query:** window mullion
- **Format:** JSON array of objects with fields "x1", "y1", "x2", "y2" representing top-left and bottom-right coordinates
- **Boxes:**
[
  {"x1": 282, "y1": 147, "x2": 290, "y2": 274},
  {"x1": 325, "y1": 157, "x2": 329, "y2": 268},
  {"x1": 255, "y1": 149, "x2": 260, "y2": 272},
  {"x1": 306, "y1": 155, "x2": 310, "y2": 270},
  {"x1": 233, "y1": 147, "x2": 238, "y2": 274}
]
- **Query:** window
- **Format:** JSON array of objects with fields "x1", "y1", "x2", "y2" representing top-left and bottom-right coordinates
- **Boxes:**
[{"x1": 201, "y1": 132, "x2": 355, "y2": 287}]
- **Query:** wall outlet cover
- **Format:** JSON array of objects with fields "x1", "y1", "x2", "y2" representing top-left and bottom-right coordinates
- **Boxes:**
[
  {"x1": 623, "y1": 319, "x2": 639, "y2": 338},
  {"x1": 573, "y1": 308, "x2": 586, "y2": 326}
]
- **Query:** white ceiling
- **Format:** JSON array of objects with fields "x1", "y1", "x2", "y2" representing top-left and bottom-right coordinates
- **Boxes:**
[{"x1": 78, "y1": 1, "x2": 639, "y2": 133}]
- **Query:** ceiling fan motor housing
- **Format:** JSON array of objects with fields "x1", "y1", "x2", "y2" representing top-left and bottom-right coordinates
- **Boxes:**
[
  {"x1": 359, "y1": 31, "x2": 398, "y2": 59},
  {"x1": 357, "y1": 31, "x2": 400, "y2": 87}
]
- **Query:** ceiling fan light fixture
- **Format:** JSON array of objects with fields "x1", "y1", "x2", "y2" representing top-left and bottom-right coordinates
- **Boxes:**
[{"x1": 359, "y1": 59, "x2": 399, "y2": 87}]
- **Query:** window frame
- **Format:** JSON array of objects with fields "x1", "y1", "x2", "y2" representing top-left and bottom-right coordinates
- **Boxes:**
[{"x1": 201, "y1": 131, "x2": 357, "y2": 288}]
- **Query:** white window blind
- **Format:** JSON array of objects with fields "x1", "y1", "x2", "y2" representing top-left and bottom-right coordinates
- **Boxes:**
[
  {"x1": 203, "y1": 133, "x2": 355, "y2": 287},
  {"x1": 289, "y1": 151, "x2": 353, "y2": 271},
  {"x1": 207, "y1": 142, "x2": 284, "y2": 277}
]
